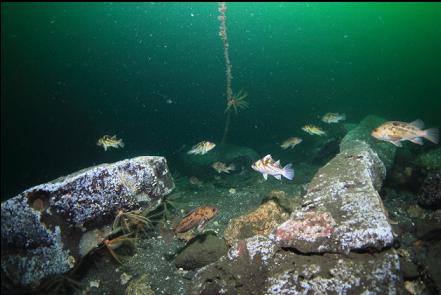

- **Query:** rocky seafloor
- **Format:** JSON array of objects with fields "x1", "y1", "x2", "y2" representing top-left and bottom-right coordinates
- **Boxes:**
[{"x1": 2, "y1": 115, "x2": 440, "y2": 295}]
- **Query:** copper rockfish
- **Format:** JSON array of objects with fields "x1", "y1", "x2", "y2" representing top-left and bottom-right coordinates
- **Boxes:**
[{"x1": 251, "y1": 154, "x2": 294, "y2": 181}]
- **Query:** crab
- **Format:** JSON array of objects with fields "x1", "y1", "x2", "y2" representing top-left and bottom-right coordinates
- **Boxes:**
[
  {"x1": 102, "y1": 233, "x2": 138, "y2": 264},
  {"x1": 112, "y1": 209, "x2": 155, "y2": 237}
]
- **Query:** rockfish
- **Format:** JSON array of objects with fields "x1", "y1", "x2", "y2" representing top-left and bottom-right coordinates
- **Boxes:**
[
  {"x1": 322, "y1": 112, "x2": 346, "y2": 124},
  {"x1": 251, "y1": 154, "x2": 294, "y2": 180},
  {"x1": 371, "y1": 119, "x2": 439, "y2": 147},
  {"x1": 212, "y1": 162, "x2": 235, "y2": 174},
  {"x1": 97, "y1": 135, "x2": 124, "y2": 151},
  {"x1": 280, "y1": 137, "x2": 303, "y2": 149},
  {"x1": 174, "y1": 206, "x2": 218, "y2": 234},
  {"x1": 187, "y1": 141, "x2": 216, "y2": 155},
  {"x1": 302, "y1": 125, "x2": 326, "y2": 136}
]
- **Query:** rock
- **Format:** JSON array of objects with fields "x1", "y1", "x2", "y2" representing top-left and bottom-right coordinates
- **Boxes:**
[
  {"x1": 418, "y1": 172, "x2": 441, "y2": 209},
  {"x1": 418, "y1": 240, "x2": 441, "y2": 293},
  {"x1": 178, "y1": 143, "x2": 258, "y2": 177},
  {"x1": 414, "y1": 148, "x2": 441, "y2": 172},
  {"x1": 404, "y1": 279, "x2": 428, "y2": 295},
  {"x1": 189, "y1": 235, "x2": 403, "y2": 295},
  {"x1": 1, "y1": 156, "x2": 174, "y2": 288},
  {"x1": 400, "y1": 257, "x2": 420, "y2": 280},
  {"x1": 125, "y1": 274, "x2": 155, "y2": 295},
  {"x1": 175, "y1": 233, "x2": 228, "y2": 270},
  {"x1": 275, "y1": 142, "x2": 393, "y2": 253},
  {"x1": 414, "y1": 210, "x2": 441, "y2": 241},
  {"x1": 340, "y1": 115, "x2": 396, "y2": 170},
  {"x1": 224, "y1": 200, "x2": 290, "y2": 246}
]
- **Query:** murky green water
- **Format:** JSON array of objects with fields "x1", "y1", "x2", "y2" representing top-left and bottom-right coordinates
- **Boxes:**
[{"x1": 2, "y1": 2, "x2": 440, "y2": 197}]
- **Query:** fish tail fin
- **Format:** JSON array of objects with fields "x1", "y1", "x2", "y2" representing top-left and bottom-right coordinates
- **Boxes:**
[
  {"x1": 341, "y1": 113, "x2": 346, "y2": 121},
  {"x1": 423, "y1": 128, "x2": 439, "y2": 144},
  {"x1": 282, "y1": 163, "x2": 295, "y2": 180},
  {"x1": 119, "y1": 140, "x2": 125, "y2": 148}
]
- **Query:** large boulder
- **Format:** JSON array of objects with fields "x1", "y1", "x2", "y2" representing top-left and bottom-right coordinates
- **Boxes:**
[
  {"x1": 1, "y1": 156, "x2": 174, "y2": 288},
  {"x1": 274, "y1": 141, "x2": 394, "y2": 253}
]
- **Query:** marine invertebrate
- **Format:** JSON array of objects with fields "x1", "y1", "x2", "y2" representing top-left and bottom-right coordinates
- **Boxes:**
[
  {"x1": 102, "y1": 233, "x2": 138, "y2": 264},
  {"x1": 225, "y1": 89, "x2": 249, "y2": 114},
  {"x1": 112, "y1": 209, "x2": 154, "y2": 237}
]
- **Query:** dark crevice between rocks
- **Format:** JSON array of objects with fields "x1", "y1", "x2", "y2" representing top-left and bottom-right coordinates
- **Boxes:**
[{"x1": 280, "y1": 245, "x2": 393, "y2": 257}]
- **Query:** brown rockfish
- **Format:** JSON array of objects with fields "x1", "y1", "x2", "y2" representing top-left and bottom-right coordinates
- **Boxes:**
[{"x1": 371, "y1": 119, "x2": 439, "y2": 147}]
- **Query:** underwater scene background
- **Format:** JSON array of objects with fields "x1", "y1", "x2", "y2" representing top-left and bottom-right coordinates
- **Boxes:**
[{"x1": 1, "y1": 2, "x2": 441, "y2": 295}]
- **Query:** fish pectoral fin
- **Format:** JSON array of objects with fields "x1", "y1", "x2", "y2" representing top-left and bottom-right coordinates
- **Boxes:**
[
  {"x1": 274, "y1": 174, "x2": 282, "y2": 180},
  {"x1": 409, "y1": 137, "x2": 424, "y2": 145},
  {"x1": 390, "y1": 140, "x2": 403, "y2": 147},
  {"x1": 263, "y1": 173, "x2": 268, "y2": 180},
  {"x1": 197, "y1": 219, "x2": 208, "y2": 232}
]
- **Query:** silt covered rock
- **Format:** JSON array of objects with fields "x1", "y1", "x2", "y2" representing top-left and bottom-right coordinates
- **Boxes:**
[
  {"x1": 275, "y1": 141, "x2": 393, "y2": 253},
  {"x1": 1, "y1": 156, "x2": 174, "y2": 288}
]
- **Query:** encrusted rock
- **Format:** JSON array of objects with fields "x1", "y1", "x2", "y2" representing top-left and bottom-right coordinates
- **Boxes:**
[
  {"x1": 224, "y1": 200, "x2": 290, "y2": 246},
  {"x1": 1, "y1": 156, "x2": 174, "y2": 288},
  {"x1": 190, "y1": 235, "x2": 403, "y2": 295},
  {"x1": 418, "y1": 171, "x2": 441, "y2": 209},
  {"x1": 275, "y1": 142, "x2": 393, "y2": 253}
]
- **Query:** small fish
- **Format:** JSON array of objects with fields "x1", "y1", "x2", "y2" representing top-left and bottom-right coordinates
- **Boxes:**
[
  {"x1": 251, "y1": 154, "x2": 294, "y2": 181},
  {"x1": 322, "y1": 112, "x2": 346, "y2": 124},
  {"x1": 302, "y1": 124, "x2": 326, "y2": 136},
  {"x1": 372, "y1": 119, "x2": 439, "y2": 147},
  {"x1": 97, "y1": 135, "x2": 125, "y2": 151},
  {"x1": 187, "y1": 141, "x2": 216, "y2": 155},
  {"x1": 280, "y1": 137, "x2": 303, "y2": 149},
  {"x1": 212, "y1": 162, "x2": 235, "y2": 174},
  {"x1": 174, "y1": 206, "x2": 218, "y2": 234}
]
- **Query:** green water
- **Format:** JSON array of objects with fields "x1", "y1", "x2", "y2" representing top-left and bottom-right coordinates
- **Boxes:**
[{"x1": 2, "y1": 2, "x2": 440, "y2": 199}]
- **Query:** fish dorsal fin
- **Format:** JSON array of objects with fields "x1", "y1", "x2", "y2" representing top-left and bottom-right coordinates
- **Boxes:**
[
  {"x1": 183, "y1": 208, "x2": 197, "y2": 218},
  {"x1": 263, "y1": 154, "x2": 272, "y2": 161},
  {"x1": 275, "y1": 160, "x2": 280, "y2": 166},
  {"x1": 111, "y1": 135, "x2": 117, "y2": 139},
  {"x1": 410, "y1": 119, "x2": 424, "y2": 129}
]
